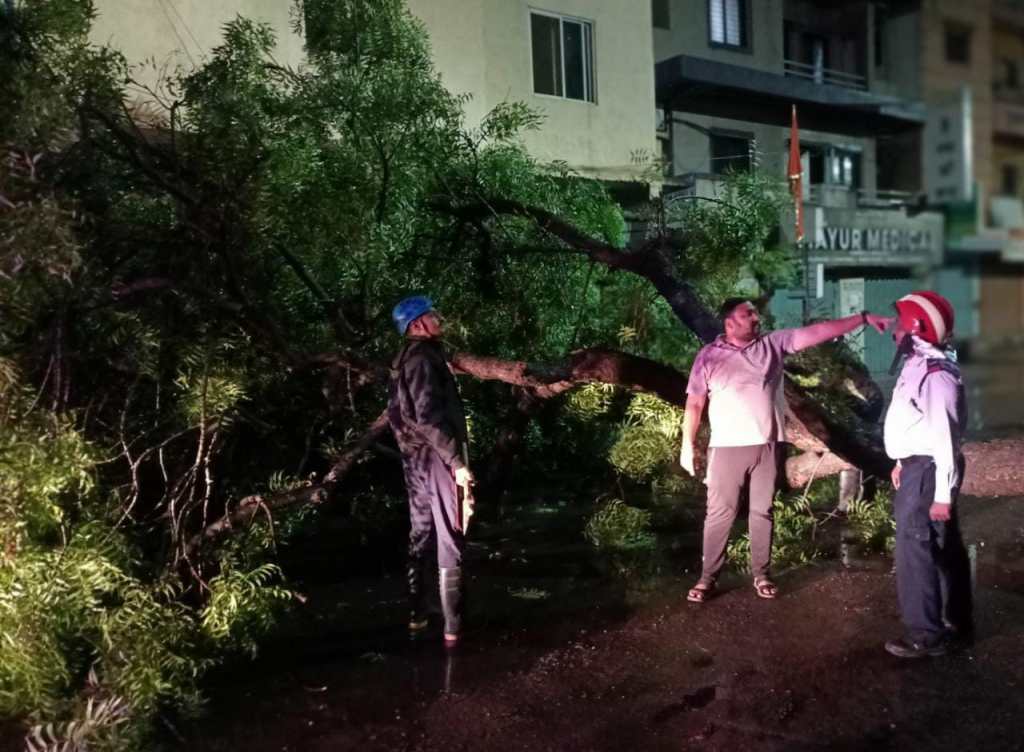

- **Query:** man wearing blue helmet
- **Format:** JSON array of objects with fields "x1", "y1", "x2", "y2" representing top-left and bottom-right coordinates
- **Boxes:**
[{"x1": 388, "y1": 295, "x2": 473, "y2": 646}]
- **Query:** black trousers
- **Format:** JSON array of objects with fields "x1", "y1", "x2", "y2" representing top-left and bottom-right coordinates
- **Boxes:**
[
  {"x1": 400, "y1": 442, "x2": 464, "y2": 570},
  {"x1": 893, "y1": 455, "x2": 972, "y2": 643}
]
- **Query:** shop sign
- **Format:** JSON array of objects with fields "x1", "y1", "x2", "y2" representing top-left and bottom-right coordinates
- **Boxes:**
[{"x1": 813, "y1": 226, "x2": 934, "y2": 254}]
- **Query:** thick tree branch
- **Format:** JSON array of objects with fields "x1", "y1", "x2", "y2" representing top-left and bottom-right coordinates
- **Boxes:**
[
  {"x1": 433, "y1": 196, "x2": 722, "y2": 341},
  {"x1": 451, "y1": 348, "x2": 687, "y2": 404},
  {"x1": 438, "y1": 196, "x2": 893, "y2": 476}
]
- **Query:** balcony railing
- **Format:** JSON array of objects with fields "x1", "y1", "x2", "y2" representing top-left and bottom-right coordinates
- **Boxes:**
[
  {"x1": 805, "y1": 183, "x2": 919, "y2": 209},
  {"x1": 783, "y1": 59, "x2": 867, "y2": 91},
  {"x1": 666, "y1": 174, "x2": 919, "y2": 211}
]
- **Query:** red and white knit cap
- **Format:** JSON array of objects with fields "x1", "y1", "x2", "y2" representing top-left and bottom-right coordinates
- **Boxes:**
[{"x1": 894, "y1": 291, "x2": 955, "y2": 345}]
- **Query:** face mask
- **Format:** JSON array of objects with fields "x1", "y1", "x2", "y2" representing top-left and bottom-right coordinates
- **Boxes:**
[{"x1": 888, "y1": 332, "x2": 914, "y2": 375}]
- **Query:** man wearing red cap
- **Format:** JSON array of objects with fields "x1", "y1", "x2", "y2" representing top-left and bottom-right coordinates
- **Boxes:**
[{"x1": 883, "y1": 291, "x2": 972, "y2": 658}]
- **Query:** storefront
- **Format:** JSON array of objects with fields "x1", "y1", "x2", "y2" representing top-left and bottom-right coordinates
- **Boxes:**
[{"x1": 772, "y1": 203, "x2": 946, "y2": 377}]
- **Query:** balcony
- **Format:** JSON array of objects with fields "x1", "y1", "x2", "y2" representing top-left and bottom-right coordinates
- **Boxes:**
[
  {"x1": 655, "y1": 55, "x2": 923, "y2": 137},
  {"x1": 783, "y1": 59, "x2": 867, "y2": 91},
  {"x1": 805, "y1": 184, "x2": 921, "y2": 210},
  {"x1": 665, "y1": 173, "x2": 920, "y2": 211}
]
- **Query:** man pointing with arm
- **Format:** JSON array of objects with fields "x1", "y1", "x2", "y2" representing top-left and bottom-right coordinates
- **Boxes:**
[{"x1": 681, "y1": 298, "x2": 890, "y2": 603}]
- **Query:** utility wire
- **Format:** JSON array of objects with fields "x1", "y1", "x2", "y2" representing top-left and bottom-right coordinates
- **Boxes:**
[
  {"x1": 153, "y1": 0, "x2": 197, "y2": 68},
  {"x1": 160, "y1": 0, "x2": 205, "y2": 61}
]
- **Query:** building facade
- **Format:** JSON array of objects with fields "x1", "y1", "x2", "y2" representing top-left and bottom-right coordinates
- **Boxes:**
[
  {"x1": 89, "y1": 1, "x2": 305, "y2": 86},
  {"x1": 654, "y1": 0, "x2": 944, "y2": 376},
  {"x1": 90, "y1": 0, "x2": 658, "y2": 186},
  {"x1": 407, "y1": 0, "x2": 659, "y2": 185},
  {"x1": 90, "y1": 0, "x2": 1021, "y2": 365}
]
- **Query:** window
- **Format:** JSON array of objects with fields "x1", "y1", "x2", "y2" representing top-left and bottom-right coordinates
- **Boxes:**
[
  {"x1": 944, "y1": 23, "x2": 971, "y2": 64},
  {"x1": 652, "y1": 0, "x2": 671, "y2": 30},
  {"x1": 800, "y1": 143, "x2": 861, "y2": 189},
  {"x1": 710, "y1": 132, "x2": 751, "y2": 175},
  {"x1": 1002, "y1": 164, "x2": 1019, "y2": 196},
  {"x1": 708, "y1": 0, "x2": 747, "y2": 49},
  {"x1": 531, "y1": 11, "x2": 595, "y2": 102}
]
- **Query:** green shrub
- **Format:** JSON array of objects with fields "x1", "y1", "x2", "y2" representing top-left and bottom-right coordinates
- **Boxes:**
[
  {"x1": 0, "y1": 397, "x2": 294, "y2": 748},
  {"x1": 846, "y1": 487, "x2": 896, "y2": 554},
  {"x1": 584, "y1": 498, "x2": 655, "y2": 551},
  {"x1": 608, "y1": 393, "x2": 682, "y2": 482},
  {"x1": 726, "y1": 491, "x2": 823, "y2": 573}
]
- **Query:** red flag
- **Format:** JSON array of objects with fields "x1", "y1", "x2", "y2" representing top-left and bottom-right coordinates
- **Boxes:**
[{"x1": 788, "y1": 104, "x2": 804, "y2": 243}]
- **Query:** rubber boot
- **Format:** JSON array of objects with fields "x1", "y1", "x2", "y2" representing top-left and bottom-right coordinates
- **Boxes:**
[
  {"x1": 439, "y1": 567, "x2": 463, "y2": 645},
  {"x1": 407, "y1": 561, "x2": 429, "y2": 635}
]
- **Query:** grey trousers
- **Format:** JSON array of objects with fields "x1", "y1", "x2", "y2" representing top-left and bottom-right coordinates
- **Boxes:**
[{"x1": 699, "y1": 443, "x2": 779, "y2": 583}]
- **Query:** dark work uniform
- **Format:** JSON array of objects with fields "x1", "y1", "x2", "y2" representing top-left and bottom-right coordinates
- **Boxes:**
[
  {"x1": 883, "y1": 341, "x2": 972, "y2": 647},
  {"x1": 388, "y1": 337, "x2": 469, "y2": 630}
]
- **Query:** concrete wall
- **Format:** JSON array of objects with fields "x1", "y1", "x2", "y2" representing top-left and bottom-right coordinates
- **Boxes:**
[
  {"x1": 991, "y1": 24, "x2": 1024, "y2": 200},
  {"x1": 469, "y1": 0, "x2": 657, "y2": 181},
  {"x1": 92, "y1": 0, "x2": 657, "y2": 182},
  {"x1": 654, "y1": 0, "x2": 785, "y2": 72},
  {"x1": 872, "y1": 9, "x2": 921, "y2": 99},
  {"x1": 90, "y1": 0, "x2": 304, "y2": 91},
  {"x1": 405, "y1": 0, "x2": 489, "y2": 127}
]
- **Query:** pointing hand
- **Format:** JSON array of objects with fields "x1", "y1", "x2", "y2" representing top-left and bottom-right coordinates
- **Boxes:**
[{"x1": 865, "y1": 314, "x2": 894, "y2": 334}]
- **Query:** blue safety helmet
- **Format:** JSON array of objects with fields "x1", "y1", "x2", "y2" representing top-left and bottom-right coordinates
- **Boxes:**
[{"x1": 392, "y1": 295, "x2": 434, "y2": 335}]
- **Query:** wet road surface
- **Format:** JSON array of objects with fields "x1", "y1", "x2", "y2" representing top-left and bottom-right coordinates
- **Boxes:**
[{"x1": 182, "y1": 492, "x2": 1024, "y2": 752}]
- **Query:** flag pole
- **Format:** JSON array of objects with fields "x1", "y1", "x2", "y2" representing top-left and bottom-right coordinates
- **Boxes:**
[{"x1": 787, "y1": 104, "x2": 807, "y2": 323}]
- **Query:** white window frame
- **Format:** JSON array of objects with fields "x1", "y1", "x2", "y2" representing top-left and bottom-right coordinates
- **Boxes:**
[{"x1": 529, "y1": 9, "x2": 597, "y2": 104}]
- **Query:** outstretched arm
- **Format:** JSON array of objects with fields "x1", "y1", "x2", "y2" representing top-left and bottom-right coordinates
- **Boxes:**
[{"x1": 789, "y1": 312, "x2": 892, "y2": 352}]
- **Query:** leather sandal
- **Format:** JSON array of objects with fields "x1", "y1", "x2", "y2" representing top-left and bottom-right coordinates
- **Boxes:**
[
  {"x1": 753, "y1": 577, "x2": 778, "y2": 599},
  {"x1": 686, "y1": 581, "x2": 716, "y2": 603}
]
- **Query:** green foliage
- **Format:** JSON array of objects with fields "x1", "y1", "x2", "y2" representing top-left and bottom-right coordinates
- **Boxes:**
[
  {"x1": 726, "y1": 489, "x2": 827, "y2": 574},
  {"x1": 0, "y1": 0, "x2": 819, "y2": 744},
  {"x1": 846, "y1": 486, "x2": 896, "y2": 554},
  {"x1": 608, "y1": 393, "x2": 682, "y2": 482},
  {"x1": 665, "y1": 170, "x2": 791, "y2": 303},
  {"x1": 0, "y1": 411, "x2": 94, "y2": 549},
  {"x1": 565, "y1": 383, "x2": 617, "y2": 421},
  {"x1": 24, "y1": 688, "x2": 132, "y2": 752},
  {"x1": 0, "y1": 381, "x2": 292, "y2": 749},
  {"x1": 201, "y1": 563, "x2": 293, "y2": 657},
  {"x1": 584, "y1": 498, "x2": 655, "y2": 551},
  {"x1": 786, "y1": 338, "x2": 880, "y2": 423}
]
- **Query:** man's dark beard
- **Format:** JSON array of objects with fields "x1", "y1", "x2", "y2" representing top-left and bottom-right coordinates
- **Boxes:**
[{"x1": 888, "y1": 333, "x2": 914, "y2": 375}]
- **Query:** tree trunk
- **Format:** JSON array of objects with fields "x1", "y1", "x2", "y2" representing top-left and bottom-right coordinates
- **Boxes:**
[{"x1": 442, "y1": 197, "x2": 894, "y2": 479}]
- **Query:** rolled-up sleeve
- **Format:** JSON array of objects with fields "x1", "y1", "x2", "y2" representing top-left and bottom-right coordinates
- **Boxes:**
[
  {"x1": 922, "y1": 372, "x2": 961, "y2": 504},
  {"x1": 686, "y1": 348, "x2": 710, "y2": 397}
]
